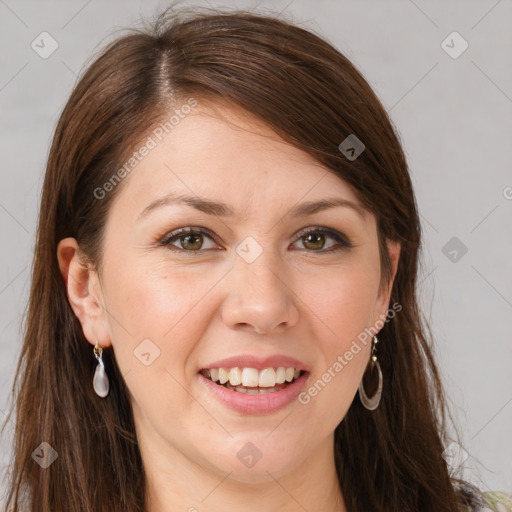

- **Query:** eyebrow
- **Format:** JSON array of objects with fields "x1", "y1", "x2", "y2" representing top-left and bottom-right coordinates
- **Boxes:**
[{"x1": 137, "y1": 192, "x2": 367, "y2": 222}]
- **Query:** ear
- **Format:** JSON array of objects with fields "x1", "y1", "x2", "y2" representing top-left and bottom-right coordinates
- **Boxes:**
[
  {"x1": 57, "y1": 237, "x2": 111, "y2": 349},
  {"x1": 372, "y1": 239, "x2": 401, "y2": 326}
]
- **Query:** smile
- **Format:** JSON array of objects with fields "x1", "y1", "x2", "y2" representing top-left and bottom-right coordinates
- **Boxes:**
[
  {"x1": 200, "y1": 366, "x2": 302, "y2": 394},
  {"x1": 198, "y1": 367, "x2": 309, "y2": 415}
]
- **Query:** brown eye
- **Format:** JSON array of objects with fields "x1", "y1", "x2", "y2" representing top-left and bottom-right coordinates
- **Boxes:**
[
  {"x1": 302, "y1": 232, "x2": 326, "y2": 251},
  {"x1": 179, "y1": 233, "x2": 204, "y2": 250},
  {"x1": 293, "y1": 227, "x2": 352, "y2": 253},
  {"x1": 162, "y1": 228, "x2": 218, "y2": 253}
]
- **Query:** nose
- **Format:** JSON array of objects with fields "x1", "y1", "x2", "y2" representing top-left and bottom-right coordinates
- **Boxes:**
[{"x1": 221, "y1": 248, "x2": 300, "y2": 335}]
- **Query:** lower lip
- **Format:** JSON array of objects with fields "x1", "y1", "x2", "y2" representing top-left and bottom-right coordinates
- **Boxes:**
[{"x1": 198, "y1": 372, "x2": 309, "y2": 415}]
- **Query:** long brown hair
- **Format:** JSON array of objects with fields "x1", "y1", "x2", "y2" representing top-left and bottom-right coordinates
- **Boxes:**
[{"x1": 2, "y1": 5, "x2": 486, "y2": 511}]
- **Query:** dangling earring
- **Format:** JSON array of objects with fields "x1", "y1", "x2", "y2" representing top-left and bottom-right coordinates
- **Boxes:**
[
  {"x1": 358, "y1": 335, "x2": 383, "y2": 410},
  {"x1": 93, "y1": 341, "x2": 109, "y2": 398}
]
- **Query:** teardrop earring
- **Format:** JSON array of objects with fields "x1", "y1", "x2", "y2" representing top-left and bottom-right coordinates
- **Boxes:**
[
  {"x1": 93, "y1": 341, "x2": 109, "y2": 398},
  {"x1": 358, "y1": 335, "x2": 383, "y2": 410}
]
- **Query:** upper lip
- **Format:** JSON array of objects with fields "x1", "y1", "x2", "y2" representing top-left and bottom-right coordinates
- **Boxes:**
[{"x1": 200, "y1": 355, "x2": 310, "y2": 372}]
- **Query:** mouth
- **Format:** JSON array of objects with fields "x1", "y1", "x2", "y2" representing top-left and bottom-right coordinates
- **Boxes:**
[{"x1": 199, "y1": 366, "x2": 304, "y2": 394}]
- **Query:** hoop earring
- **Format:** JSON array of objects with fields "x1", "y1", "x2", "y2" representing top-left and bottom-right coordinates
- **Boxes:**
[
  {"x1": 93, "y1": 341, "x2": 109, "y2": 398},
  {"x1": 358, "y1": 335, "x2": 382, "y2": 410}
]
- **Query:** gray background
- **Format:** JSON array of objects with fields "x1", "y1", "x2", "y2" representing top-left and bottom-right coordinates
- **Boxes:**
[{"x1": 1, "y1": 0, "x2": 511, "y2": 502}]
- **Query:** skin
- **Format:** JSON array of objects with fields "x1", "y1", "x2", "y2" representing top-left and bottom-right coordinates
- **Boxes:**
[{"x1": 58, "y1": 100, "x2": 400, "y2": 512}]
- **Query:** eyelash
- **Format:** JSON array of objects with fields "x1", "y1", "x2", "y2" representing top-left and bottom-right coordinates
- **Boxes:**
[{"x1": 159, "y1": 226, "x2": 353, "y2": 255}]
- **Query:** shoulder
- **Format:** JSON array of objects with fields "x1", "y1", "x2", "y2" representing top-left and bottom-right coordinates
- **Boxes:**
[
  {"x1": 455, "y1": 481, "x2": 512, "y2": 512},
  {"x1": 480, "y1": 491, "x2": 512, "y2": 512}
]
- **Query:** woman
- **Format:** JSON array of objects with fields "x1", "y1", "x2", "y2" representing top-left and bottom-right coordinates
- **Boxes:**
[{"x1": 2, "y1": 6, "x2": 511, "y2": 512}]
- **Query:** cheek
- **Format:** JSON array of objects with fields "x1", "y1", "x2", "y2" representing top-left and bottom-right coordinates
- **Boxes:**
[
  {"x1": 297, "y1": 256, "x2": 379, "y2": 415},
  {"x1": 101, "y1": 255, "x2": 215, "y2": 425},
  {"x1": 299, "y1": 256, "x2": 381, "y2": 348},
  {"x1": 100, "y1": 244, "x2": 220, "y2": 382},
  {"x1": 297, "y1": 263, "x2": 377, "y2": 429},
  {"x1": 104, "y1": 241, "x2": 213, "y2": 332}
]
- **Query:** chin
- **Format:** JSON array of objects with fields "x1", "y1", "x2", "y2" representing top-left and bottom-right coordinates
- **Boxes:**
[{"x1": 200, "y1": 435, "x2": 304, "y2": 484}]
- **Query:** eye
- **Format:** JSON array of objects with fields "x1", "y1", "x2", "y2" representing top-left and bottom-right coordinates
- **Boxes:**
[
  {"x1": 292, "y1": 227, "x2": 352, "y2": 253},
  {"x1": 160, "y1": 226, "x2": 352, "y2": 255},
  {"x1": 161, "y1": 227, "x2": 219, "y2": 253}
]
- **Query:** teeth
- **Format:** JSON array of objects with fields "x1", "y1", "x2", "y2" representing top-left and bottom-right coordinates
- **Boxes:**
[
  {"x1": 259, "y1": 387, "x2": 279, "y2": 394},
  {"x1": 234, "y1": 384, "x2": 280, "y2": 394},
  {"x1": 285, "y1": 367, "x2": 295, "y2": 382},
  {"x1": 204, "y1": 366, "x2": 302, "y2": 389},
  {"x1": 242, "y1": 368, "x2": 259, "y2": 387},
  {"x1": 218, "y1": 368, "x2": 229, "y2": 384},
  {"x1": 228, "y1": 367, "x2": 242, "y2": 386},
  {"x1": 258, "y1": 368, "x2": 276, "y2": 387}
]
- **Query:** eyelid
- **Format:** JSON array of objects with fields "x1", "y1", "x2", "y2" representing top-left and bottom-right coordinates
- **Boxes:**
[
  {"x1": 293, "y1": 226, "x2": 352, "y2": 247},
  {"x1": 160, "y1": 226, "x2": 218, "y2": 245},
  {"x1": 159, "y1": 225, "x2": 353, "y2": 253}
]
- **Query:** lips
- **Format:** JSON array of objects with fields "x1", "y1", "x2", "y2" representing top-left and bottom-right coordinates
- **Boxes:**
[
  {"x1": 197, "y1": 354, "x2": 310, "y2": 414},
  {"x1": 200, "y1": 355, "x2": 310, "y2": 373},
  {"x1": 198, "y1": 370, "x2": 309, "y2": 414}
]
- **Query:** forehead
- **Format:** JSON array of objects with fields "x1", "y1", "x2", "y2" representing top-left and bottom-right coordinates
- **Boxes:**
[{"x1": 109, "y1": 100, "x2": 364, "y2": 221}]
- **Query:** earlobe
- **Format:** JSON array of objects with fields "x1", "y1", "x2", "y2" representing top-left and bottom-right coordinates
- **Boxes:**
[{"x1": 56, "y1": 237, "x2": 111, "y2": 348}]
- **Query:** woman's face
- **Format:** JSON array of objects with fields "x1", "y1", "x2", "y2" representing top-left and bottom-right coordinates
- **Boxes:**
[{"x1": 65, "y1": 100, "x2": 399, "y2": 484}]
